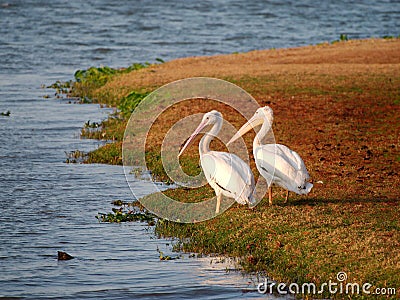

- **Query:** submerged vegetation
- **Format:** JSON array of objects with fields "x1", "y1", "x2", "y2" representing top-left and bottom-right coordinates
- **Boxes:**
[
  {"x1": 51, "y1": 38, "x2": 400, "y2": 298},
  {"x1": 1, "y1": 110, "x2": 11, "y2": 116},
  {"x1": 96, "y1": 200, "x2": 156, "y2": 225},
  {"x1": 65, "y1": 149, "x2": 87, "y2": 164}
]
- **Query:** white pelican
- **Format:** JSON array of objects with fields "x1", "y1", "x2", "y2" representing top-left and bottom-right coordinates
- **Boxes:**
[
  {"x1": 178, "y1": 110, "x2": 255, "y2": 214},
  {"x1": 228, "y1": 106, "x2": 313, "y2": 204}
]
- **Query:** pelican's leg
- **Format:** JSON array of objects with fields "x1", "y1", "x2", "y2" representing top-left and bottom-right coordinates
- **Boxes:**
[
  {"x1": 268, "y1": 186, "x2": 273, "y2": 205},
  {"x1": 215, "y1": 193, "x2": 222, "y2": 214},
  {"x1": 284, "y1": 190, "x2": 289, "y2": 203}
]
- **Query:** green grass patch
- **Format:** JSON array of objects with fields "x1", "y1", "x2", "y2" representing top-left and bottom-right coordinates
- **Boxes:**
[
  {"x1": 154, "y1": 197, "x2": 400, "y2": 298},
  {"x1": 118, "y1": 90, "x2": 150, "y2": 118},
  {"x1": 72, "y1": 63, "x2": 150, "y2": 101},
  {"x1": 86, "y1": 142, "x2": 123, "y2": 165},
  {"x1": 48, "y1": 60, "x2": 161, "y2": 105},
  {"x1": 81, "y1": 117, "x2": 127, "y2": 141}
]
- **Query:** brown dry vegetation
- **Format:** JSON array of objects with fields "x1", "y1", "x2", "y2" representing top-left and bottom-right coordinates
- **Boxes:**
[
  {"x1": 94, "y1": 38, "x2": 400, "y2": 95},
  {"x1": 78, "y1": 39, "x2": 400, "y2": 298},
  {"x1": 92, "y1": 38, "x2": 400, "y2": 201}
]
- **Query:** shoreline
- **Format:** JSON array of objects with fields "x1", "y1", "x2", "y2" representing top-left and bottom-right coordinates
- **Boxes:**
[{"x1": 60, "y1": 38, "x2": 400, "y2": 298}]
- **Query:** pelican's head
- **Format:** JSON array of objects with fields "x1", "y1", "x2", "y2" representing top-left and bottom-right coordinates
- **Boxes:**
[
  {"x1": 202, "y1": 110, "x2": 223, "y2": 126},
  {"x1": 178, "y1": 110, "x2": 222, "y2": 157},
  {"x1": 227, "y1": 106, "x2": 273, "y2": 145},
  {"x1": 257, "y1": 106, "x2": 273, "y2": 119}
]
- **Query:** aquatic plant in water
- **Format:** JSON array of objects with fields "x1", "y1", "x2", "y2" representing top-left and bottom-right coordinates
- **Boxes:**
[
  {"x1": 96, "y1": 200, "x2": 156, "y2": 225},
  {"x1": 157, "y1": 247, "x2": 181, "y2": 260},
  {"x1": 64, "y1": 149, "x2": 87, "y2": 163}
]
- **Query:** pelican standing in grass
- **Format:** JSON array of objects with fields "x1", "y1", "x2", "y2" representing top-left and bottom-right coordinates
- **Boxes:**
[
  {"x1": 228, "y1": 106, "x2": 313, "y2": 204},
  {"x1": 178, "y1": 110, "x2": 255, "y2": 214}
]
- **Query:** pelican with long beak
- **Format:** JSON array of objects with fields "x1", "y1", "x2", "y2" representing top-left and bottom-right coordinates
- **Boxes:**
[
  {"x1": 228, "y1": 106, "x2": 313, "y2": 204},
  {"x1": 179, "y1": 110, "x2": 255, "y2": 214}
]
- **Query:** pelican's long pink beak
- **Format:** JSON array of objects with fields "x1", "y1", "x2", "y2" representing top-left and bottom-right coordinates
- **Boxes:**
[
  {"x1": 178, "y1": 120, "x2": 208, "y2": 157},
  {"x1": 227, "y1": 114, "x2": 262, "y2": 145}
]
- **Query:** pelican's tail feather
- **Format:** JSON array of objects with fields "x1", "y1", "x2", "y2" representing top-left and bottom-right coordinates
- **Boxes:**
[{"x1": 304, "y1": 182, "x2": 313, "y2": 194}]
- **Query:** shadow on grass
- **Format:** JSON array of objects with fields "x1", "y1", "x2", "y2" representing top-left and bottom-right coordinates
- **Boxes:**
[{"x1": 259, "y1": 196, "x2": 400, "y2": 208}]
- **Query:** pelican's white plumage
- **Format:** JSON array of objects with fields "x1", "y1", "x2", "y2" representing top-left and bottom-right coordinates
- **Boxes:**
[
  {"x1": 178, "y1": 110, "x2": 255, "y2": 213},
  {"x1": 228, "y1": 106, "x2": 313, "y2": 204}
]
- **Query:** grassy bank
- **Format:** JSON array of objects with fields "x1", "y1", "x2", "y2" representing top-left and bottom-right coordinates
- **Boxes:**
[{"x1": 61, "y1": 38, "x2": 400, "y2": 298}]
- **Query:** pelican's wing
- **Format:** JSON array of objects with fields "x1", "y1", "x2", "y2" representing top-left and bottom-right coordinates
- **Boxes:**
[
  {"x1": 255, "y1": 145, "x2": 298, "y2": 185},
  {"x1": 224, "y1": 152, "x2": 255, "y2": 187},
  {"x1": 261, "y1": 144, "x2": 308, "y2": 171},
  {"x1": 276, "y1": 144, "x2": 310, "y2": 179},
  {"x1": 276, "y1": 144, "x2": 312, "y2": 193},
  {"x1": 291, "y1": 149, "x2": 310, "y2": 176},
  {"x1": 271, "y1": 145, "x2": 299, "y2": 170},
  {"x1": 201, "y1": 152, "x2": 254, "y2": 202},
  {"x1": 280, "y1": 145, "x2": 307, "y2": 171},
  {"x1": 256, "y1": 144, "x2": 312, "y2": 194},
  {"x1": 202, "y1": 151, "x2": 254, "y2": 185}
]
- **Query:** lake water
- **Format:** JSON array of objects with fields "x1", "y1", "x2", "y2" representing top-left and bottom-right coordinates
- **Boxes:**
[{"x1": 0, "y1": 0, "x2": 398, "y2": 299}]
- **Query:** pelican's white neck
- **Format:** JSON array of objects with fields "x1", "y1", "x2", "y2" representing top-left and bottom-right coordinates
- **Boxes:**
[
  {"x1": 253, "y1": 115, "x2": 273, "y2": 150},
  {"x1": 199, "y1": 119, "x2": 222, "y2": 155}
]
